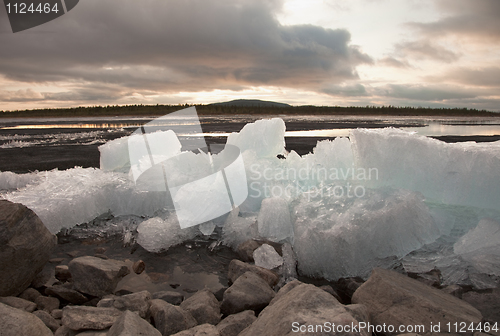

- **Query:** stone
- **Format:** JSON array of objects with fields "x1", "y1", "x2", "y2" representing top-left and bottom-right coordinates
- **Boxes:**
[
  {"x1": 108, "y1": 310, "x2": 161, "y2": 336},
  {"x1": 335, "y1": 276, "x2": 364, "y2": 303},
  {"x1": 62, "y1": 305, "x2": 122, "y2": 331},
  {"x1": 18, "y1": 287, "x2": 42, "y2": 302},
  {"x1": 133, "y1": 260, "x2": 146, "y2": 274},
  {"x1": 239, "y1": 283, "x2": 369, "y2": 336},
  {"x1": 0, "y1": 200, "x2": 57, "y2": 296},
  {"x1": 180, "y1": 289, "x2": 221, "y2": 325},
  {"x1": 97, "y1": 290, "x2": 151, "y2": 318},
  {"x1": 0, "y1": 296, "x2": 37, "y2": 312},
  {"x1": 319, "y1": 284, "x2": 343, "y2": 303},
  {"x1": 227, "y1": 259, "x2": 279, "y2": 287},
  {"x1": 78, "y1": 330, "x2": 109, "y2": 335},
  {"x1": 441, "y1": 284, "x2": 464, "y2": 299},
  {"x1": 351, "y1": 268, "x2": 483, "y2": 335},
  {"x1": 35, "y1": 295, "x2": 60, "y2": 312},
  {"x1": 216, "y1": 310, "x2": 256, "y2": 336},
  {"x1": 55, "y1": 265, "x2": 72, "y2": 282},
  {"x1": 33, "y1": 309, "x2": 61, "y2": 331},
  {"x1": 236, "y1": 240, "x2": 261, "y2": 262},
  {"x1": 54, "y1": 325, "x2": 74, "y2": 336},
  {"x1": 68, "y1": 256, "x2": 130, "y2": 297},
  {"x1": 45, "y1": 285, "x2": 89, "y2": 304},
  {"x1": 462, "y1": 288, "x2": 500, "y2": 323},
  {"x1": 31, "y1": 263, "x2": 57, "y2": 288},
  {"x1": 171, "y1": 324, "x2": 220, "y2": 336},
  {"x1": 0, "y1": 302, "x2": 53, "y2": 336},
  {"x1": 51, "y1": 308, "x2": 63, "y2": 319},
  {"x1": 152, "y1": 290, "x2": 184, "y2": 305},
  {"x1": 268, "y1": 280, "x2": 302, "y2": 306},
  {"x1": 149, "y1": 299, "x2": 197, "y2": 336},
  {"x1": 221, "y1": 271, "x2": 275, "y2": 315}
]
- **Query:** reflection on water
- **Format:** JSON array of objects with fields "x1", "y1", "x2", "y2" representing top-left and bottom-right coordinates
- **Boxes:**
[{"x1": 1, "y1": 117, "x2": 500, "y2": 137}]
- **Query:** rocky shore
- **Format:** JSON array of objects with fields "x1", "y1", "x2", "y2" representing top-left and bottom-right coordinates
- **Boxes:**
[{"x1": 1, "y1": 199, "x2": 499, "y2": 336}]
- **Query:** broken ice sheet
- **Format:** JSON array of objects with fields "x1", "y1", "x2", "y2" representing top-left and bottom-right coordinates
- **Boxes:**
[{"x1": 253, "y1": 243, "x2": 283, "y2": 270}]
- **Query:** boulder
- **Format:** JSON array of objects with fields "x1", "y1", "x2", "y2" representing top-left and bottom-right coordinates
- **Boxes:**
[
  {"x1": 62, "y1": 305, "x2": 122, "y2": 331},
  {"x1": 0, "y1": 296, "x2": 37, "y2": 312},
  {"x1": 180, "y1": 290, "x2": 221, "y2": 325},
  {"x1": 239, "y1": 283, "x2": 369, "y2": 336},
  {"x1": 216, "y1": 310, "x2": 256, "y2": 336},
  {"x1": 97, "y1": 290, "x2": 151, "y2": 318},
  {"x1": 236, "y1": 240, "x2": 261, "y2": 262},
  {"x1": 149, "y1": 299, "x2": 197, "y2": 336},
  {"x1": 55, "y1": 265, "x2": 72, "y2": 282},
  {"x1": 152, "y1": 291, "x2": 184, "y2": 305},
  {"x1": 108, "y1": 310, "x2": 161, "y2": 336},
  {"x1": 221, "y1": 271, "x2": 275, "y2": 315},
  {"x1": 0, "y1": 200, "x2": 57, "y2": 296},
  {"x1": 68, "y1": 256, "x2": 130, "y2": 297},
  {"x1": 0, "y1": 302, "x2": 53, "y2": 336},
  {"x1": 462, "y1": 288, "x2": 500, "y2": 323},
  {"x1": 35, "y1": 295, "x2": 60, "y2": 312},
  {"x1": 171, "y1": 324, "x2": 220, "y2": 336},
  {"x1": 227, "y1": 259, "x2": 279, "y2": 287},
  {"x1": 18, "y1": 288, "x2": 42, "y2": 302},
  {"x1": 45, "y1": 285, "x2": 89, "y2": 305},
  {"x1": 351, "y1": 268, "x2": 483, "y2": 335},
  {"x1": 33, "y1": 309, "x2": 61, "y2": 331}
]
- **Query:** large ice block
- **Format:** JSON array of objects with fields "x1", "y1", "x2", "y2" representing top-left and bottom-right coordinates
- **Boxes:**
[
  {"x1": 351, "y1": 128, "x2": 500, "y2": 210},
  {"x1": 257, "y1": 197, "x2": 293, "y2": 242},
  {"x1": 226, "y1": 118, "x2": 286, "y2": 158},
  {"x1": 292, "y1": 188, "x2": 440, "y2": 279}
]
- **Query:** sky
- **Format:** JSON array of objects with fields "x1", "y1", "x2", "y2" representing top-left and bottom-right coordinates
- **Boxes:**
[{"x1": 0, "y1": 0, "x2": 499, "y2": 111}]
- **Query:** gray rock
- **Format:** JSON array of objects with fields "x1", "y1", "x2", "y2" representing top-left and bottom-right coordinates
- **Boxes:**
[
  {"x1": 171, "y1": 324, "x2": 220, "y2": 336},
  {"x1": 18, "y1": 287, "x2": 42, "y2": 302},
  {"x1": 462, "y1": 288, "x2": 500, "y2": 323},
  {"x1": 268, "y1": 279, "x2": 302, "y2": 306},
  {"x1": 0, "y1": 200, "x2": 57, "y2": 296},
  {"x1": 149, "y1": 299, "x2": 197, "y2": 336},
  {"x1": 33, "y1": 309, "x2": 61, "y2": 331},
  {"x1": 152, "y1": 291, "x2": 184, "y2": 305},
  {"x1": 55, "y1": 265, "x2": 72, "y2": 282},
  {"x1": 62, "y1": 305, "x2": 122, "y2": 331},
  {"x1": 97, "y1": 290, "x2": 151, "y2": 318},
  {"x1": 0, "y1": 296, "x2": 37, "y2": 312},
  {"x1": 216, "y1": 310, "x2": 256, "y2": 336},
  {"x1": 221, "y1": 271, "x2": 275, "y2": 315},
  {"x1": 227, "y1": 259, "x2": 279, "y2": 287},
  {"x1": 108, "y1": 310, "x2": 161, "y2": 336},
  {"x1": 51, "y1": 308, "x2": 63, "y2": 319},
  {"x1": 441, "y1": 284, "x2": 464, "y2": 299},
  {"x1": 180, "y1": 289, "x2": 221, "y2": 325},
  {"x1": 35, "y1": 295, "x2": 60, "y2": 312},
  {"x1": 54, "y1": 325, "x2": 74, "y2": 336},
  {"x1": 133, "y1": 260, "x2": 146, "y2": 274},
  {"x1": 236, "y1": 240, "x2": 261, "y2": 262},
  {"x1": 0, "y1": 302, "x2": 53, "y2": 336},
  {"x1": 31, "y1": 262, "x2": 57, "y2": 288},
  {"x1": 45, "y1": 285, "x2": 89, "y2": 304},
  {"x1": 319, "y1": 284, "x2": 342, "y2": 303},
  {"x1": 351, "y1": 268, "x2": 483, "y2": 335},
  {"x1": 77, "y1": 330, "x2": 109, "y2": 335},
  {"x1": 239, "y1": 283, "x2": 369, "y2": 336},
  {"x1": 68, "y1": 256, "x2": 130, "y2": 297}
]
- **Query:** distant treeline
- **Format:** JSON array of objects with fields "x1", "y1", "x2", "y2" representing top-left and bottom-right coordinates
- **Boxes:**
[{"x1": 0, "y1": 104, "x2": 498, "y2": 118}]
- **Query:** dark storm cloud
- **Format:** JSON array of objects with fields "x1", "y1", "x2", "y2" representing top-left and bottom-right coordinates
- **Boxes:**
[
  {"x1": 0, "y1": 0, "x2": 371, "y2": 103},
  {"x1": 321, "y1": 83, "x2": 368, "y2": 97},
  {"x1": 408, "y1": 0, "x2": 500, "y2": 41}
]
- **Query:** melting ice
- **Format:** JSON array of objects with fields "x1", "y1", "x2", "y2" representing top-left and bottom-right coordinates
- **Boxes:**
[{"x1": 2, "y1": 118, "x2": 500, "y2": 285}]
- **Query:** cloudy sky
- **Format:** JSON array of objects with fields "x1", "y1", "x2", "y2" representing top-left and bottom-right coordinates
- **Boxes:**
[{"x1": 1, "y1": 0, "x2": 499, "y2": 111}]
